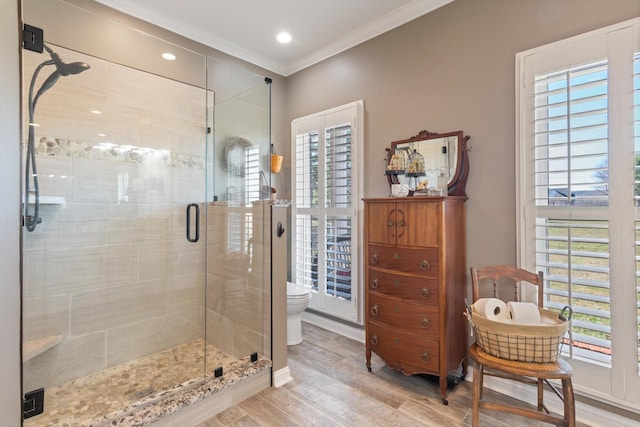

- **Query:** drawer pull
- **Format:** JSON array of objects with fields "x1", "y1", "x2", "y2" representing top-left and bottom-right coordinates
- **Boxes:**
[
  {"x1": 387, "y1": 220, "x2": 394, "y2": 227},
  {"x1": 394, "y1": 279, "x2": 400, "y2": 287},
  {"x1": 370, "y1": 334, "x2": 378, "y2": 346},
  {"x1": 420, "y1": 317, "x2": 431, "y2": 329},
  {"x1": 370, "y1": 305, "x2": 379, "y2": 316},
  {"x1": 420, "y1": 352, "x2": 430, "y2": 364},
  {"x1": 371, "y1": 278, "x2": 379, "y2": 289},
  {"x1": 371, "y1": 253, "x2": 379, "y2": 264},
  {"x1": 419, "y1": 260, "x2": 431, "y2": 271},
  {"x1": 397, "y1": 221, "x2": 406, "y2": 227},
  {"x1": 394, "y1": 253, "x2": 400, "y2": 260},
  {"x1": 420, "y1": 287, "x2": 430, "y2": 298}
]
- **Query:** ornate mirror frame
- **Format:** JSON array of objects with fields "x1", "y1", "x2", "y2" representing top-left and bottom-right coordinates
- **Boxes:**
[{"x1": 385, "y1": 130, "x2": 470, "y2": 197}]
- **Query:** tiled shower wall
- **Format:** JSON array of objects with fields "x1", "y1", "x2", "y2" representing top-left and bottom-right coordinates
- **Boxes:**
[{"x1": 22, "y1": 46, "x2": 209, "y2": 391}]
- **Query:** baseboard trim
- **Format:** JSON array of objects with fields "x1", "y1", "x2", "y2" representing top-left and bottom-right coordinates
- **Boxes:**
[
  {"x1": 272, "y1": 366, "x2": 293, "y2": 388},
  {"x1": 301, "y1": 311, "x2": 365, "y2": 343}
]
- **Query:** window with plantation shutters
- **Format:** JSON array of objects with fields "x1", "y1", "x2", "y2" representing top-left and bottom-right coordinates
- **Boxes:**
[
  {"x1": 291, "y1": 101, "x2": 363, "y2": 323},
  {"x1": 517, "y1": 18, "x2": 640, "y2": 407}
]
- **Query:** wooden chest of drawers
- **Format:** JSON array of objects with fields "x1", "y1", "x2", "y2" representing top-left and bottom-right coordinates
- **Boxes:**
[{"x1": 364, "y1": 197, "x2": 467, "y2": 404}]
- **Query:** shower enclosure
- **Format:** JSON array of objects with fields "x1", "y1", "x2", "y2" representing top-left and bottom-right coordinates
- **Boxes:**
[{"x1": 21, "y1": 1, "x2": 272, "y2": 425}]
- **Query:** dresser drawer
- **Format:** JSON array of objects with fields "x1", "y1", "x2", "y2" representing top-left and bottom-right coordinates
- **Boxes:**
[
  {"x1": 368, "y1": 244, "x2": 438, "y2": 276},
  {"x1": 368, "y1": 268, "x2": 438, "y2": 305},
  {"x1": 367, "y1": 320, "x2": 439, "y2": 375},
  {"x1": 368, "y1": 292, "x2": 439, "y2": 335}
]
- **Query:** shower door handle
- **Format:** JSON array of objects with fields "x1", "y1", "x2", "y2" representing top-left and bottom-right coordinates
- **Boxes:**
[{"x1": 186, "y1": 203, "x2": 200, "y2": 242}]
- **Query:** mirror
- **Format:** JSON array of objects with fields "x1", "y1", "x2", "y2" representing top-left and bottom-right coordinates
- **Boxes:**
[{"x1": 386, "y1": 130, "x2": 470, "y2": 197}]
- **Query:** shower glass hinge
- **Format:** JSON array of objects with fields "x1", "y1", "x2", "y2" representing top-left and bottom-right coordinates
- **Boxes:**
[
  {"x1": 214, "y1": 367, "x2": 223, "y2": 378},
  {"x1": 22, "y1": 23, "x2": 44, "y2": 53},
  {"x1": 250, "y1": 352, "x2": 258, "y2": 362},
  {"x1": 23, "y1": 387, "x2": 44, "y2": 419}
]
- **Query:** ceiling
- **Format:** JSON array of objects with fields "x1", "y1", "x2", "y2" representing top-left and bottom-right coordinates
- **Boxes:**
[{"x1": 95, "y1": 0, "x2": 453, "y2": 76}]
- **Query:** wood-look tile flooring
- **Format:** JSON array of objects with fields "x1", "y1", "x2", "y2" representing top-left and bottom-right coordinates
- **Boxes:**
[{"x1": 200, "y1": 322, "x2": 588, "y2": 426}]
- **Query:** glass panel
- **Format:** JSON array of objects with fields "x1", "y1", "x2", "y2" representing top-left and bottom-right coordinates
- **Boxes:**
[
  {"x1": 206, "y1": 57, "x2": 271, "y2": 375},
  {"x1": 21, "y1": 42, "x2": 209, "y2": 425}
]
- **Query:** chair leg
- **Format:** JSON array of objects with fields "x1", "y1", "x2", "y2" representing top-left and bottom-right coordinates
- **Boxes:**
[
  {"x1": 478, "y1": 363, "x2": 484, "y2": 400},
  {"x1": 562, "y1": 378, "x2": 575, "y2": 427},
  {"x1": 472, "y1": 363, "x2": 483, "y2": 427},
  {"x1": 537, "y1": 378, "x2": 544, "y2": 412}
]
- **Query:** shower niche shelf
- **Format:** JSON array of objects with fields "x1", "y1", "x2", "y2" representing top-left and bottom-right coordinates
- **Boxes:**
[
  {"x1": 24, "y1": 195, "x2": 66, "y2": 205},
  {"x1": 23, "y1": 334, "x2": 63, "y2": 362}
]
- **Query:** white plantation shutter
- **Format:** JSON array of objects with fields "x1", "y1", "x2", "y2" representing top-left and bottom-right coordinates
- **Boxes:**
[
  {"x1": 533, "y1": 61, "x2": 609, "y2": 206},
  {"x1": 295, "y1": 130, "x2": 319, "y2": 209},
  {"x1": 634, "y1": 52, "x2": 640, "y2": 371},
  {"x1": 535, "y1": 218, "x2": 611, "y2": 362},
  {"x1": 531, "y1": 60, "x2": 613, "y2": 363},
  {"x1": 325, "y1": 124, "x2": 352, "y2": 208},
  {"x1": 517, "y1": 18, "x2": 640, "y2": 406},
  {"x1": 292, "y1": 101, "x2": 363, "y2": 323}
]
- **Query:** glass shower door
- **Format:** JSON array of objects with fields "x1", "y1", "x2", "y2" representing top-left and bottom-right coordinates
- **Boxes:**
[{"x1": 21, "y1": 38, "x2": 210, "y2": 425}]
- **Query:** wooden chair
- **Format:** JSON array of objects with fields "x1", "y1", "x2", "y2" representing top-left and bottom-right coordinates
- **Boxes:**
[{"x1": 469, "y1": 265, "x2": 575, "y2": 427}]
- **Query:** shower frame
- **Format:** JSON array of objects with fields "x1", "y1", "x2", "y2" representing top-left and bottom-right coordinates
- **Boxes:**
[{"x1": 20, "y1": 1, "x2": 274, "y2": 424}]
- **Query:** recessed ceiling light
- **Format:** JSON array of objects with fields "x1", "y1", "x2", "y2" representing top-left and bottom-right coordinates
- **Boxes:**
[
  {"x1": 276, "y1": 32, "x2": 292, "y2": 44},
  {"x1": 162, "y1": 52, "x2": 176, "y2": 61},
  {"x1": 91, "y1": 110, "x2": 102, "y2": 115}
]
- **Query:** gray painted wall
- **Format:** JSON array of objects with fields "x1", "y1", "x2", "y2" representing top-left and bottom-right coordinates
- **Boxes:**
[
  {"x1": 1, "y1": 0, "x2": 23, "y2": 424},
  {"x1": 285, "y1": 0, "x2": 640, "y2": 270}
]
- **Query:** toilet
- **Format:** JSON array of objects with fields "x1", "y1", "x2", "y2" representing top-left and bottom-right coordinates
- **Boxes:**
[{"x1": 286, "y1": 281, "x2": 311, "y2": 345}]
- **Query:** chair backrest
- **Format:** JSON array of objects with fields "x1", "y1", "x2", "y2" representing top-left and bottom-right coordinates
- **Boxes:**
[{"x1": 470, "y1": 265, "x2": 544, "y2": 308}]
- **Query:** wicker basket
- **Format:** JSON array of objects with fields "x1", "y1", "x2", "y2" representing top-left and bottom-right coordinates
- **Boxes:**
[{"x1": 468, "y1": 307, "x2": 569, "y2": 363}]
